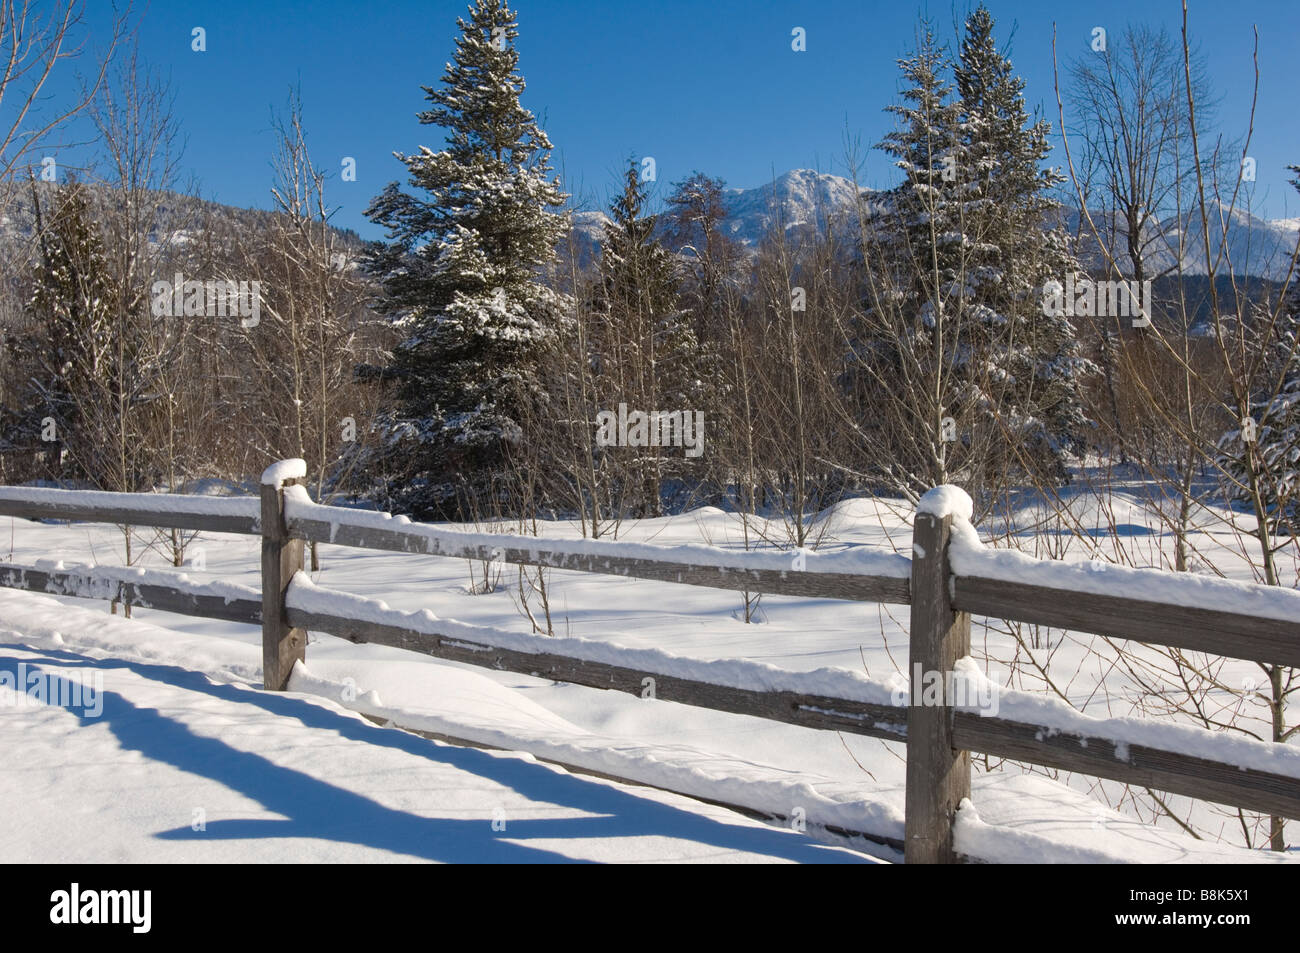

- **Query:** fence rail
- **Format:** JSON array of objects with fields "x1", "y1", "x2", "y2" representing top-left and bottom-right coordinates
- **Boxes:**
[
  {"x1": 952, "y1": 574, "x2": 1299, "y2": 667},
  {"x1": 285, "y1": 598, "x2": 910, "y2": 745},
  {"x1": 284, "y1": 499, "x2": 913, "y2": 604},
  {"x1": 0, "y1": 461, "x2": 1296, "y2": 863},
  {"x1": 0, "y1": 487, "x2": 259, "y2": 536},
  {"x1": 0, "y1": 561, "x2": 263, "y2": 625}
]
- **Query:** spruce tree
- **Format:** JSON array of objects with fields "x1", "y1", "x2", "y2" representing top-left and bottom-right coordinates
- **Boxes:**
[
  {"x1": 953, "y1": 4, "x2": 1095, "y2": 484},
  {"x1": 1219, "y1": 168, "x2": 1300, "y2": 527},
  {"x1": 593, "y1": 159, "x2": 708, "y2": 515},
  {"x1": 864, "y1": 25, "x2": 968, "y2": 491},
  {"x1": 663, "y1": 172, "x2": 737, "y2": 338},
  {"x1": 365, "y1": 0, "x2": 569, "y2": 519},
  {"x1": 1217, "y1": 306, "x2": 1300, "y2": 530},
  {"x1": 877, "y1": 27, "x2": 964, "y2": 304},
  {"x1": 862, "y1": 12, "x2": 1093, "y2": 497},
  {"x1": 3, "y1": 180, "x2": 120, "y2": 483}
]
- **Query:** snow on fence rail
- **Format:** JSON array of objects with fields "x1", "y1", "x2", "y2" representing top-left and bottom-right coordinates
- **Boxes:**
[
  {"x1": 282, "y1": 488, "x2": 913, "y2": 604},
  {"x1": 0, "y1": 463, "x2": 1296, "y2": 863},
  {"x1": 0, "y1": 486, "x2": 260, "y2": 534},
  {"x1": 0, "y1": 560, "x2": 261, "y2": 625},
  {"x1": 948, "y1": 518, "x2": 1300, "y2": 668}
]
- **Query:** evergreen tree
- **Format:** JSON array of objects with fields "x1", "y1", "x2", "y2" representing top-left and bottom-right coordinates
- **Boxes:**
[
  {"x1": 1217, "y1": 305, "x2": 1300, "y2": 530},
  {"x1": 364, "y1": 0, "x2": 570, "y2": 518},
  {"x1": 861, "y1": 11, "x2": 1093, "y2": 497},
  {"x1": 593, "y1": 159, "x2": 709, "y2": 515},
  {"x1": 3, "y1": 180, "x2": 122, "y2": 484},
  {"x1": 1251, "y1": 369, "x2": 1300, "y2": 529},
  {"x1": 860, "y1": 25, "x2": 968, "y2": 492},
  {"x1": 663, "y1": 172, "x2": 738, "y2": 339},
  {"x1": 1219, "y1": 167, "x2": 1300, "y2": 527},
  {"x1": 952, "y1": 4, "x2": 1095, "y2": 483},
  {"x1": 876, "y1": 27, "x2": 964, "y2": 307}
]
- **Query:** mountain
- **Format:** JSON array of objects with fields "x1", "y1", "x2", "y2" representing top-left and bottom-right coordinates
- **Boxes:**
[
  {"x1": 1157, "y1": 202, "x2": 1299, "y2": 282},
  {"x1": 719, "y1": 168, "x2": 868, "y2": 247},
  {"x1": 560, "y1": 169, "x2": 872, "y2": 267},
  {"x1": 561, "y1": 209, "x2": 611, "y2": 271},
  {"x1": 1068, "y1": 201, "x2": 1300, "y2": 282},
  {"x1": 0, "y1": 182, "x2": 366, "y2": 328},
  {"x1": 565, "y1": 168, "x2": 1300, "y2": 282}
]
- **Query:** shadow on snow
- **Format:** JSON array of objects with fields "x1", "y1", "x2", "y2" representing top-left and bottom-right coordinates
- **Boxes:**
[{"x1": 1, "y1": 647, "x2": 868, "y2": 864}]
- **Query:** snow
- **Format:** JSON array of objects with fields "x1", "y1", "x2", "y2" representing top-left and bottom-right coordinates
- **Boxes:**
[
  {"x1": 0, "y1": 486, "x2": 258, "y2": 519},
  {"x1": 261, "y1": 458, "x2": 307, "y2": 487},
  {"x1": 0, "y1": 593, "x2": 867, "y2": 864},
  {"x1": 0, "y1": 587, "x2": 1284, "y2": 863},
  {"x1": 917, "y1": 484, "x2": 1299, "y2": 635},
  {"x1": 284, "y1": 485, "x2": 912, "y2": 579},
  {"x1": 288, "y1": 575, "x2": 904, "y2": 707},
  {"x1": 1, "y1": 478, "x2": 1296, "y2": 862},
  {"x1": 4, "y1": 559, "x2": 260, "y2": 607},
  {"x1": 950, "y1": 658, "x2": 1300, "y2": 779},
  {"x1": 947, "y1": 516, "x2": 1300, "y2": 624},
  {"x1": 287, "y1": 662, "x2": 908, "y2": 848},
  {"x1": 954, "y1": 797, "x2": 1126, "y2": 863},
  {"x1": 916, "y1": 484, "x2": 973, "y2": 522}
]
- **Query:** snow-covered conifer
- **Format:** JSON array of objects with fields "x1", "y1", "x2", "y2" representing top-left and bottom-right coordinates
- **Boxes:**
[{"x1": 364, "y1": 0, "x2": 570, "y2": 518}]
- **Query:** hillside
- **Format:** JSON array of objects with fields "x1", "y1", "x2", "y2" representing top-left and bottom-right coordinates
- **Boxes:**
[
  {"x1": 0, "y1": 182, "x2": 366, "y2": 329},
  {"x1": 566, "y1": 169, "x2": 1300, "y2": 285}
]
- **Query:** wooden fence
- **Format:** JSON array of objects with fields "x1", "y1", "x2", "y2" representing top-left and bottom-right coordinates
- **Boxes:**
[{"x1": 0, "y1": 463, "x2": 1296, "y2": 863}]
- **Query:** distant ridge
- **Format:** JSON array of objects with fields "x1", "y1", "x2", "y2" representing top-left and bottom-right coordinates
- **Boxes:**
[{"x1": 565, "y1": 168, "x2": 1299, "y2": 282}]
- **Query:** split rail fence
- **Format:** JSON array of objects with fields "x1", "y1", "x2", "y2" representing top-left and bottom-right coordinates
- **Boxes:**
[{"x1": 0, "y1": 463, "x2": 1296, "y2": 863}]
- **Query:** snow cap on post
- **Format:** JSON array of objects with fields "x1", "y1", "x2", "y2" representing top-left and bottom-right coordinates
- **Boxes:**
[
  {"x1": 261, "y1": 458, "x2": 307, "y2": 488},
  {"x1": 916, "y1": 485, "x2": 973, "y2": 523}
]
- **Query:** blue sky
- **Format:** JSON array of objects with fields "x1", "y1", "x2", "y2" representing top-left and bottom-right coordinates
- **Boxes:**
[{"x1": 31, "y1": 0, "x2": 1300, "y2": 238}]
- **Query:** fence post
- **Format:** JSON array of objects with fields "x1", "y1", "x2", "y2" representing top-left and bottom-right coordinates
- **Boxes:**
[
  {"x1": 905, "y1": 486, "x2": 972, "y2": 863},
  {"x1": 261, "y1": 459, "x2": 307, "y2": 691}
]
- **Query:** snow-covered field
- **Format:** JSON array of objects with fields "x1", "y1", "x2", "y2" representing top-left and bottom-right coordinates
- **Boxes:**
[{"x1": 0, "y1": 475, "x2": 1295, "y2": 863}]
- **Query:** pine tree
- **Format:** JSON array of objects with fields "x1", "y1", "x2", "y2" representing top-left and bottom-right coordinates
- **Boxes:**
[
  {"x1": 877, "y1": 26, "x2": 964, "y2": 311},
  {"x1": 861, "y1": 12, "x2": 1094, "y2": 497},
  {"x1": 3, "y1": 179, "x2": 122, "y2": 484},
  {"x1": 861, "y1": 25, "x2": 968, "y2": 492},
  {"x1": 364, "y1": 0, "x2": 570, "y2": 519},
  {"x1": 952, "y1": 4, "x2": 1095, "y2": 484},
  {"x1": 1217, "y1": 305, "x2": 1300, "y2": 530},
  {"x1": 1219, "y1": 169, "x2": 1300, "y2": 527},
  {"x1": 1252, "y1": 372, "x2": 1300, "y2": 528},
  {"x1": 593, "y1": 159, "x2": 708, "y2": 515},
  {"x1": 663, "y1": 172, "x2": 738, "y2": 339}
]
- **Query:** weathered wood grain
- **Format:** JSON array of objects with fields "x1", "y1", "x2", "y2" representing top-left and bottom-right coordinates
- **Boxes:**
[
  {"x1": 0, "y1": 498, "x2": 258, "y2": 535},
  {"x1": 288, "y1": 516, "x2": 911, "y2": 604},
  {"x1": 0, "y1": 562, "x2": 262, "y2": 624},
  {"x1": 952, "y1": 575, "x2": 1300, "y2": 668},
  {"x1": 953, "y1": 712, "x2": 1300, "y2": 821},
  {"x1": 905, "y1": 512, "x2": 972, "y2": 864},
  {"x1": 5, "y1": 478, "x2": 1296, "y2": 853},
  {"x1": 262, "y1": 481, "x2": 305, "y2": 691},
  {"x1": 286, "y1": 605, "x2": 910, "y2": 744}
]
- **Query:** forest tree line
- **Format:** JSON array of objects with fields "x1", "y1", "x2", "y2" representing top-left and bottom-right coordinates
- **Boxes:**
[
  {"x1": 0, "y1": 0, "x2": 1297, "y2": 851},
  {"x1": 0, "y1": 1, "x2": 1296, "y2": 555}
]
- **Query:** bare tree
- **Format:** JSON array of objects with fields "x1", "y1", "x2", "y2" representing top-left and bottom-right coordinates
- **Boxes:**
[
  {"x1": 238, "y1": 89, "x2": 382, "y2": 569},
  {"x1": 0, "y1": 1, "x2": 128, "y2": 179},
  {"x1": 86, "y1": 43, "x2": 198, "y2": 573},
  {"x1": 1049, "y1": 10, "x2": 1298, "y2": 850}
]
